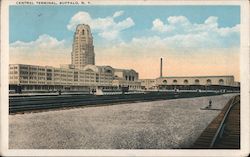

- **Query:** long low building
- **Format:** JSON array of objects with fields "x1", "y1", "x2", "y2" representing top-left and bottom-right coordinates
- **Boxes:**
[
  {"x1": 9, "y1": 64, "x2": 141, "y2": 93},
  {"x1": 157, "y1": 75, "x2": 238, "y2": 86},
  {"x1": 140, "y1": 58, "x2": 240, "y2": 91},
  {"x1": 140, "y1": 75, "x2": 240, "y2": 91}
]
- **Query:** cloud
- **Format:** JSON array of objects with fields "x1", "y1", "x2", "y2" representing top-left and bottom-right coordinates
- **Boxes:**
[
  {"x1": 152, "y1": 19, "x2": 166, "y2": 32},
  {"x1": 11, "y1": 34, "x2": 66, "y2": 49},
  {"x1": 151, "y1": 16, "x2": 240, "y2": 49},
  {"x1": 95, "y1": 15, "x2": 240, "y2": 79},
  {"x1": 113, "y1": 10, "x2": 124, "y2": 18},
  {"x1": 67, "y1": 11, "x2": 134, "y2": 40},
  {"x1": 10, "y1": 34, "x2": 71, "y2": 66},
  {"x1": 152, "y1": 16, "x2": 190, "y2": 33}
]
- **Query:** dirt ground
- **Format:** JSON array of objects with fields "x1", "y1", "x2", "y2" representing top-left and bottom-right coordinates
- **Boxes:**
[{"x1": 9, "y1": 94, "x2": 236, "y2": 149}]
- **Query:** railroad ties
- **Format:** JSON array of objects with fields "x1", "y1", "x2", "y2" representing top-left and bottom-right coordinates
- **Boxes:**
[
  {"x1": 9, "y1": 92, "x2": 222, "y2": 114},
  {"x1": 192, "y1": 95, "x2": 240, "y2": 149}
]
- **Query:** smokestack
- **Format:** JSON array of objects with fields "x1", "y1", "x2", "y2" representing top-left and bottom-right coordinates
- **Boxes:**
[{"x1": 160, "y1": 58, "x2": 163, "y2": 78}]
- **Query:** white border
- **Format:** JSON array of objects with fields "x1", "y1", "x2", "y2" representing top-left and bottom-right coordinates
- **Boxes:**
[
  {"x1": 1, "y1": 0, "x2": 249, "y2": 156},
  {"x1": 240, "y1": 1, "x2": 250, "y2": 156}
]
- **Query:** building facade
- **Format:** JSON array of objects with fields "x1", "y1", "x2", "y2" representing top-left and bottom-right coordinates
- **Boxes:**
[
  {"x1": 9, "y1": 64, "x2": 140, "y2": 93},
  {"x1": 156, "y1": 76, "x2": 236, "y2": 86},
  {"x1": 71, "y1": 24, "x2": 95, "y2": 68},
  {"x1": 112, "y1": 69, "x2": 141, "y2": 90},
  {"x1": 9, "y1": 24, "x2": 141, "y2": 93},
  {"x1": 140, "y1": 76, "x2": 240, "y2": 91},
  {"x1": 140, "y1": 79, "x2": 157, "y2": 90}
]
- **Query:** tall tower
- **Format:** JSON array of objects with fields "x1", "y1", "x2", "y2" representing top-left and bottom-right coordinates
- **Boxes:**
[{"x1": 71, "y1": 24, "x2": 95, "y2": 68}]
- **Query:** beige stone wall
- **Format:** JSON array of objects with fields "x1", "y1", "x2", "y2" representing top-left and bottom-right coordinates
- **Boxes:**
[
  {"x1": 71, "y1": 24, "x2": 95, "y2": 68},
  {"x1": 140, "y1": 76, "x2": 237, "y2": 89},
  {"x1": 9, "y1": 64, "x2": 141, "y2": 90},
  {"x1": 140, "y1": 79, "x2": 157, "y2": 89},
  {"x1": 112, "y1": 69, "x2": 141, "y2": 89},
  {"x1": 114, "y1": 69, "x2": 139, "y2": 81},
  {"x1": 112, "y1": 80, "x2": 141, "y2": 90},
  {"x1": 156, "y1": 76, "x2": 235, "y2": 86},
  {"x1": 9, "y1": 64, "x2": 113, "y2": 87}
]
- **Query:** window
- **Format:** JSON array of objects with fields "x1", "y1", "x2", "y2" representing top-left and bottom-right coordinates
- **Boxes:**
[
  {"x1": 207, "y1": 79, "x2": 212, "y2": 85},
  {"x1": 195, "y1": 79, "x2": 200, "y2": 85},
  {"x1": 173, "y1": 80, "x2": 177, "y2": 84},
  {"x1": 82, "y1": 29, "x2": 84, "y2": 35},
  {"x1": 184, "y1": 80, "x2": 188, "y2": 84},
  {"x1": 163, "y1": 80, "x2": 167, "y2": 84},
  {"x1": 106, "y1": 69, "x2": 112, "y2": 73},
  {"x1": 20, "y1": 66, "x2": 28, "y2": 70},
  {"x1": 219, "y1": 79, "x2": 224, "y2": 85}
]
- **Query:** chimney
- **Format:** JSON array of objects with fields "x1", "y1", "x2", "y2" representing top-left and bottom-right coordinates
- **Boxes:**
[{"x1": 160, "y1": 58, "x2": 163, "y2": 78}]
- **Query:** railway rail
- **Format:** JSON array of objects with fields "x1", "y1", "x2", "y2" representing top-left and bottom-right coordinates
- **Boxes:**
[
  {"x1": 10, "y1": 92, "x2": 222, "y2": 114},
  {"x1": 192, "y1": 95, "x2": 240, "y2": 149}
]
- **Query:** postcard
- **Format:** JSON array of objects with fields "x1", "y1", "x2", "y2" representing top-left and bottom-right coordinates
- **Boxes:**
[{"x1": 1, "y1": 0, "x2": 249, "y2": 156}]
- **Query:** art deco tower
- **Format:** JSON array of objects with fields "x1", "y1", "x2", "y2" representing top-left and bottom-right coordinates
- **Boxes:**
[{"x1": 71, "y1": 24, "x2": 95, "y2": 68}]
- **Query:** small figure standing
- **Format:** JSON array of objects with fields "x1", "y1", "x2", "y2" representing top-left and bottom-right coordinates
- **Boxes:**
[{"x1": 208, "y1": 99, "x2": 212, "y2": 108}]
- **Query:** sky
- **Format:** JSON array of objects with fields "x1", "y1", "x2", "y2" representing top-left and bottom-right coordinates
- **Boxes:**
[{"x1": 9, "y1": 5, "x2": 240, "y2": 81}]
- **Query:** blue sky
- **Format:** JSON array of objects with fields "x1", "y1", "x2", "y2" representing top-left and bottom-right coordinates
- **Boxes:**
[
  {"x1": 9, "y1": 5, "x2": 241, "y2": 80},
  {"x1": 10, "y1": 5, "x2": 240, "y2": 43}
]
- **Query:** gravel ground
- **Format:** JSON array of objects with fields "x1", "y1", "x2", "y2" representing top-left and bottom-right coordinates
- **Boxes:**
[{"x1": 9, "y1": 94, "x2": 236, "y2": 149}]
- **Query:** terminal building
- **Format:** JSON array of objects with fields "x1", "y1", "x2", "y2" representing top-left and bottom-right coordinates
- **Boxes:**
[
  {"x1": 9, "y1": 24, "x2": 141, "y2": 93},
  {"x1": 9, "y1": 24, "x2": 239, "y2": 93},
  {"x1": 140, "y1": 58, "x2": 240, "y2": 91}
]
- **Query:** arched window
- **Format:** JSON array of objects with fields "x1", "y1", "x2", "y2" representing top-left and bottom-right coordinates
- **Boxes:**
[
  {"x1": 207, "y1": 79, "x2": 212, "y2": 85},
  {"x1": 219, "y1": 79, "x2": 224, "y2": 85},
  {"x1": 184, "y1": 80, "x2": 188, "y2": 84},
  {"x1": 86, "y1": 69, "x2": 94, "y2": 72},
  {"x1": 195, "y1": 79, "x2": 200, "y2": 85},
  {"x1": 106, "y1": 69, "x2": 112, "y2": 73},
  {"x1": 163, "y1": 80, "x2": 167, "y2": 84},
  {"x1": 173, "y1": 80, "x2": 177, "y2": 84}
]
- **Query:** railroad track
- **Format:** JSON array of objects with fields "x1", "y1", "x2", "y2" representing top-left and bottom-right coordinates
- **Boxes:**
[
  {"x1": 9, "y1": 92, "x2": 222, "y2": 114},
  {"x1": 192, "y1": 95, "x2": 240, "y2": 149}
]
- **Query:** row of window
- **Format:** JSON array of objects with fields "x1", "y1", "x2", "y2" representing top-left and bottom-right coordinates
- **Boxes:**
[
  {"x1": 16, "y1": 71, "x2": 109, "y2": 76},
  {"x1": 141, "y1": 80, "x2": 155, "y2": 83},
  {"x1": 9, "y1": 67, "x2": 18, "y2": 69},
  {"x1": 125, "y1": 75, "x2": 136, "y2": 81},
  {"x1": 162, "y1": 79, "x2": 225, "y2": 84},
  {"x1": 9, "y1": 71, "x2": 18, "y2": 74},
  {"x1": 10, "y1": 66, "x2": 48, "y2": 71},
  {"x1": 9, "y1": 76, "x2": 18, "y2": 79}
]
